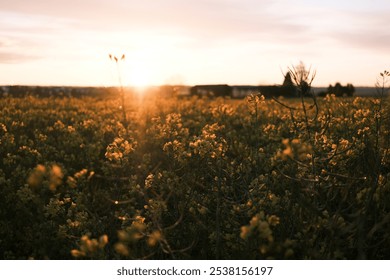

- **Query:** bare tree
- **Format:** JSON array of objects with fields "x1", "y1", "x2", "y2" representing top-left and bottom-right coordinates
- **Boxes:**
[{"x1": 287, "y1": 61, "x2": 316, "y2": 97}]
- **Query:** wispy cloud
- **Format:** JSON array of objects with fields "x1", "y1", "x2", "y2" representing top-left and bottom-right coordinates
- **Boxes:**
[
  {"x1": 4, "y1": 0, "x2": 386, "y2": 52},
  {"x1": 0, "y1": 0, "x2": 310, "y2": 44},
  {"x1": 0, "y1": 51, "x2": 41, "y2": 63},
  {"x1": 324, "y1": 11, "x2": 390, "y2": 51}
]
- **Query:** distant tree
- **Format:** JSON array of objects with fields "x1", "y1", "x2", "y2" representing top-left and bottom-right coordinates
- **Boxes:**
[
  {"x1": 282, "y1": 72, "x2": 294, "y2": 87},
  {"x1": 334, "y1": 82, "x2": 343, "y2": 96},
  {"x1": 327, "y1": 84, "x2": 333, "y2": 95},
  {"x1": 327, "y1": 82, "x2": 355, "y2": 97},
  {"x1": 280, "y1": 72, "x2": 296, "y2": 97},
  {"x1": 346, "y1": 83, "x2": 355, "y2": 96}
]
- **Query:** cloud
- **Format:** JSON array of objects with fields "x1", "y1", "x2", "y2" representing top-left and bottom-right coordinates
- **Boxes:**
[
  {"x1": 0, "y1": 52, "x2": 41, "y2": 63},
  {"x1": 0, "y1": 33, "x2": 47, "y2": 64},
  {"x1": 326, "y1": 11, "x2": 390, "y2": 52},
  {"x1": 0, "y1": 0, "x2": 310, "y2": 45},
  {"x1": 2, "y1": 0, "x2": 388, "y2": 46}
]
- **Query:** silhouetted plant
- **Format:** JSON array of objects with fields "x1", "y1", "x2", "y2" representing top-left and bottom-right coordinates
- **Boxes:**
[
  {"x1": 286, "y1": 61, "x2": 316, "y2": 97},
  {"x1": 109, "y1": 53, "x2": 127, "y2": 131}
]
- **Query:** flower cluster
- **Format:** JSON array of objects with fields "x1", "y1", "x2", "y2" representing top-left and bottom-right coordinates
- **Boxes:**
[
  {"x1": 189, "y1": 123, "x2": 227, "y2": 160},
  {"x1": 105, "y1": 137, "x2": 137, "y2": 163}
]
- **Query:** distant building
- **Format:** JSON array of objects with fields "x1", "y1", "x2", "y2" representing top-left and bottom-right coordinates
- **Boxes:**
[
  {"x1": 190, "y1": 84, "x2": 297, "y2": 99},
  {"x1": 173, "y1": 85, "x2": 191, "y2": 96},
  {"x1": 190, "y1": 84, "x2": 231, "y2": 97},
  {"x1": 231, "y1": 86, "x2": 261, "y2": 98}
]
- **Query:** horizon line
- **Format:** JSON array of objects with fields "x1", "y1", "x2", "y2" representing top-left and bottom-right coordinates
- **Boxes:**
[{"x1": 0, "y1": 83, "x2": 378, "y2": 88}]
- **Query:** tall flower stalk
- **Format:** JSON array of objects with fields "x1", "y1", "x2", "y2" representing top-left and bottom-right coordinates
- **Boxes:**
[{"x1": 109, "y1": 54, "x2": 128, "y2": 131}]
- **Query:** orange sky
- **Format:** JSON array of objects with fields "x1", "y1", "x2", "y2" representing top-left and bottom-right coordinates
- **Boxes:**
[{"x1": 0, "y1": 0, "x2": 389, "y2": 87}]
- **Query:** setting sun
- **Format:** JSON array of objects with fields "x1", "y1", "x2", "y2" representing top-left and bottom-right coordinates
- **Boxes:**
[
  {"x1": 107, "y1": 51, "x2": 154, "y2": 89},
  {"x1": 128, "y1": 62, "x2": 152, "y2": 88},
  {"x1": 117, "y1": 48, "x2": 159, "y2": 88}
]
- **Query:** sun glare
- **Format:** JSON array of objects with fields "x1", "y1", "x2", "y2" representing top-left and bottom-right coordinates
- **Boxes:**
[
  {"x1": 124, "y1": 48, "x2": 158, "y2": 89},
  {"x1": 128, "y1": 67, "x2": 151, "y2": 88}
]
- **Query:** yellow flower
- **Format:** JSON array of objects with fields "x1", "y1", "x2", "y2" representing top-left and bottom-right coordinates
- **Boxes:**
[
  {"x1": 114, "y1": 243, "x2": 129, "y2": 256},
  {"x1": 240, "y1": 226, "x2": 250, "y2": 239},
  {"x1": 49, "y1": 164, "x2": 63, "y2": 191},
  {"x1": 99, "y1": 235, "x2": 109, "y2": 248},
  {"x1": 147, "y1": 230, "x2": 162, "y2": 247},
  {"x1": 70, "y1": 249, "x2": 85, "y2": 258},
  {"x1": 267, "y1": 215, "x2": 280, "y2": 226}
]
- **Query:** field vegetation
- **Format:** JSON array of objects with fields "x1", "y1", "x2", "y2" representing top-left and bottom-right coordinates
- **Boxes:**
[{"x1": 0, "y1": 71, "x2": 389, "y2": 259}]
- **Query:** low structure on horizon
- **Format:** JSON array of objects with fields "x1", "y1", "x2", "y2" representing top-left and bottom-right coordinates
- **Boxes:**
[{"x1": 190, "y1": 84, "x2": 296, "y2": 98}]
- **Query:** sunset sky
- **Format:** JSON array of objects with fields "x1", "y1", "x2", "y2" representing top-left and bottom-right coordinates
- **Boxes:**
[{"x1": 0, "y1": 0, "x2": 389, "y2": 87}]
